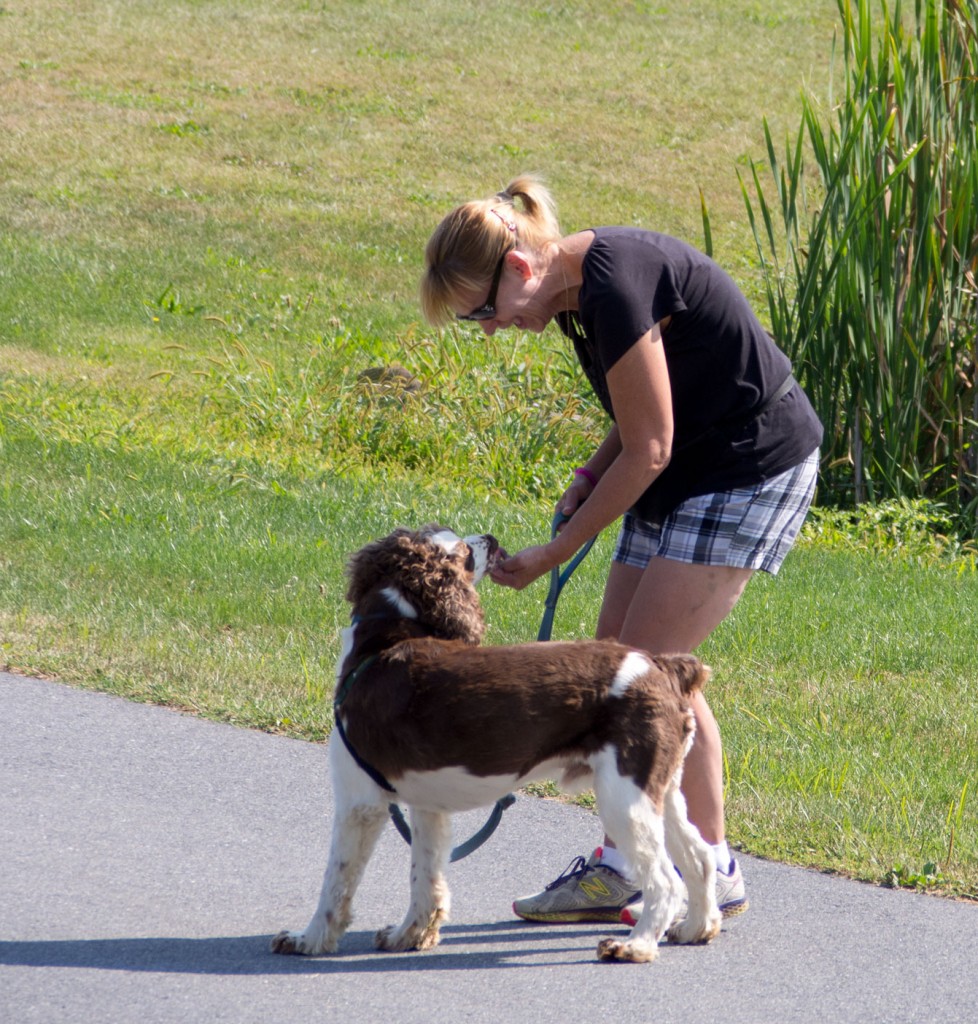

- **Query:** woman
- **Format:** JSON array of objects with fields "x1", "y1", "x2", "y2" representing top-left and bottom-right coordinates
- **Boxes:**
[{"x1": 420, "y1": 175, "x2": 822, "y2": 925}]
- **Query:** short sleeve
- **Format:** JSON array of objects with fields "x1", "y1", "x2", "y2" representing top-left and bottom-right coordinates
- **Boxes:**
[{"x1": 580, "y1": 233, "x2": 688, "y2": 375}]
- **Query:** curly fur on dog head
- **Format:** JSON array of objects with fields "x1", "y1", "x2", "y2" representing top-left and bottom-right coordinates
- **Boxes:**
[{"x1": 345, "y1": 526, "x2": 486, "y2": 644}]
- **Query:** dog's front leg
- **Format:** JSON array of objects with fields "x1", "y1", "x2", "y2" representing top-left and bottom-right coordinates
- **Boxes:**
[
  {"x1": 663, "y1": 778, "x2": 721, "y2": 945},
  {"x1": 271, "y1": 800, "x2": 389, "y2": 956},
  {"x1": 375, "y1": 808, "x2": 451, "y2": 952},
  {"x1": 272, "y1": 737, "x2": 389, "y2": 956}
]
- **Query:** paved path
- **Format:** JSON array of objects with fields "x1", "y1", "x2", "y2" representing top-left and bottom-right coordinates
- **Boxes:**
[{"x1": 1, "y1": 672, "x2": 975, "y2": 1023}]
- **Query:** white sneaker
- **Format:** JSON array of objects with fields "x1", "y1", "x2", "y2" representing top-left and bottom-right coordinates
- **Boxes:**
[
  {"x1": 619, "y1": 858, "x2": 749, "y2": 926},
  {"x1": 513, "y1": 849, "x2": 642, "y2": 923}
]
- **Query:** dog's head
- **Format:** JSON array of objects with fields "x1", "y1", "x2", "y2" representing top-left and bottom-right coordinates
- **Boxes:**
[
  {"x1": 428, "y1": 528, "x2": 501, "y2": 584},
  {"x1": 345, "y1": 526, "x2": 501, "y2": 644}
]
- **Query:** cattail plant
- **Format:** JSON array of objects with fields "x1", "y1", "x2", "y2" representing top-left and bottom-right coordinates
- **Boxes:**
[{"x1": 739, "y1": 0, "x2": 977, "y2": 531}]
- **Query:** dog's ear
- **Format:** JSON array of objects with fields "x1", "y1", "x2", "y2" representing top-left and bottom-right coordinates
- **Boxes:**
[
  {"x1": 344, "y1": 529, "x2": 415, "y2": 608},
  {"x1": 420, "y1": 566, "x2": 485, "y2": 644},
  {"x1": 656, "y1": 654, "x2": 711, "y2": 697},
  {"x1": 406, "y1": 533, "x2": 485, "y2": 643}
]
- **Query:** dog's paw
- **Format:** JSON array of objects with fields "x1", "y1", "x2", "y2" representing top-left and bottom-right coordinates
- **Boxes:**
[
  {"x1": 666, "y1": 912, "x2": 722, "y2": 946},
  {"x1": 374, "y1": 921, "x2": 441, "y2": 953},
  {"x1": 596, "y1": 937, "x2": 658, "y2": 964},
  {"x1": 270, "y1": 929, "x2": 336, "y2": 957},
  {"x1": 270, "y1": 930, "x2": 304, "y2": 955}
]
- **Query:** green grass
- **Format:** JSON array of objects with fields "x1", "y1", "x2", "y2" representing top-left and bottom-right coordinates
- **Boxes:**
[
  {"x1": 709, "y1": 544, "x2": 978, "y2": 891},
  {"x1": 1, "y1": 0, "x2": 839, "y2": 350},
  {"x1": 2, "y1": 0, "x2": 976, "y2": 902}
]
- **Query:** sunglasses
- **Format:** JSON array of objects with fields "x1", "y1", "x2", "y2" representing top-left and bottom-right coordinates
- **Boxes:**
[{"x1": 457, "y1": 251, "x2": 509, "y2": 322}]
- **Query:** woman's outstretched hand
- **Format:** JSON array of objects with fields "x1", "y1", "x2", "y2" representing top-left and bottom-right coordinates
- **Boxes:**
[{"x1": 488, "y1": 544, "x2": 556, "y2": 591}]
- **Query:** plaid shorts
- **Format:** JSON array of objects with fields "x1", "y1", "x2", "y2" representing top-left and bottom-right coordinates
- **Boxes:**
[{"x1": 613, "y1": 449, "x2": 819, "y2": 576}]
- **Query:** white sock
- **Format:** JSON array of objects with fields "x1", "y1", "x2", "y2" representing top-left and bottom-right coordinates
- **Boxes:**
[
  {"x1": 712, "y1": 841, "x2": 732, "y2": 873},
  {"x1": 596, "y1": 845, "x2": 633, "y2": 881}
]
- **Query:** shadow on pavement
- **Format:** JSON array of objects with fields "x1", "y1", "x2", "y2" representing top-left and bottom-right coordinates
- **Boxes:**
[{"x1": 0, "y1": 920, "x2": 646, "y2": 975}]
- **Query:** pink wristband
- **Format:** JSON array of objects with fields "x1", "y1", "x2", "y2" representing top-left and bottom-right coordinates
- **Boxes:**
[{"x1": 573, "y1": 466, "x2": 598, "y2": 488}]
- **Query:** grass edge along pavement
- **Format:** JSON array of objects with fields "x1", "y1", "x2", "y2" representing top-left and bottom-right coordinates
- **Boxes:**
[{"x1": 1, "y1": 427, "x2": 976, "y2": 904}]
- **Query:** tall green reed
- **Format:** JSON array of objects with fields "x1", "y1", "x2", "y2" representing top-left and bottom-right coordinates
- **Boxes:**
[{"x1": 739, "y1": 0, "x2": 978, "y2": 530}]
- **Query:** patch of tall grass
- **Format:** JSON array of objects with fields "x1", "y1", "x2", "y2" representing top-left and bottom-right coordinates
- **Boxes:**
[
  {"x1": 739, "y1": 0, "x2": 978, "y2": 530},
  {"x1": 201, "y1": 329, "x2": 605, "y2": 503}
]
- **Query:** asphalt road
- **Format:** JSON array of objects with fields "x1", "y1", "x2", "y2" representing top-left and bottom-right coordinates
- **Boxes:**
[{"x1": 2, "y1": 671, "x2": 975, "y2": 1023}]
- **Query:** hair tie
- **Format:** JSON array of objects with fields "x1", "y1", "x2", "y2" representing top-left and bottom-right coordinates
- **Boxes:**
[{"x1": 489, "y1": 207, "x2": 517, "y2": 233}]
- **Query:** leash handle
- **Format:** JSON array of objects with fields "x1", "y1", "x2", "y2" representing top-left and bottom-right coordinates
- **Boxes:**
[{"x1": 537, "y1": 510, "x2": 597, "y2": 642}]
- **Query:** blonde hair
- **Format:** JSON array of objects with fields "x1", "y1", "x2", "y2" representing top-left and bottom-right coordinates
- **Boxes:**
[{"x1": 420, "y1": 174, "x2": 562, "y2": 326}]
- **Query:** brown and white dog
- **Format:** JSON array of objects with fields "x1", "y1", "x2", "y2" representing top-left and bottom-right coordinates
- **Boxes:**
[{"x1": 271, "y1": 525, "x2": 722, "y2": 963}]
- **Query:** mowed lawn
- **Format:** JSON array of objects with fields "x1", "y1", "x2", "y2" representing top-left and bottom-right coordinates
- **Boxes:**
[{"x1": 1, "y1": 1, "x2": 975, "y2": 899}]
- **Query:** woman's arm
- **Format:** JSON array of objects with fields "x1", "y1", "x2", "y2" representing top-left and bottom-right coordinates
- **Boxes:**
[
  {"x1": 556, "y1": 424, "x2": 622, "y2": 518},
  {"x1": 492, "y1": 322, "x2": 673, "y2": 589}
]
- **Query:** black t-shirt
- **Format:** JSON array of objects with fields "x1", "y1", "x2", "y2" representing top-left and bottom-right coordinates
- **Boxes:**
[{"x1": 557, "y1": 228, "x2": 823, "y2": 524}]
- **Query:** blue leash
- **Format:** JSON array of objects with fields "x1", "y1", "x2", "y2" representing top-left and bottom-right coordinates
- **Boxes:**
[
  {"x1": 537, "y1": 510, "x2": 598, "y2": 641},
  {"x1": 388, "y1": 793, "x2": 518, "y2": 863},
  {"x1": 389, "y1": 510, "x2": 596, "y2": 860}
]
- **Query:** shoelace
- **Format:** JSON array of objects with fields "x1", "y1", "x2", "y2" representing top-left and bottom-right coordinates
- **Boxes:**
[{"x1": 545, "y1": 854, "x2": 594, "y2": 891}]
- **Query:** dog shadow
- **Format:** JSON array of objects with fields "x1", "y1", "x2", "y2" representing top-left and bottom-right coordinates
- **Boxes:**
[{"x1": 0, "y1": 921, "x2": 631, "y2": 975}]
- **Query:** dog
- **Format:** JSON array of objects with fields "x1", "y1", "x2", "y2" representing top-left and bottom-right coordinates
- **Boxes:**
[{"x1": 271, "y1": 525, "x2": 722, "y2": 963}]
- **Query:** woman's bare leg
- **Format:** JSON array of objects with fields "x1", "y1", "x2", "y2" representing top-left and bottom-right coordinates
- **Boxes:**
[{"x1": 596, "y1": 557, "x2": 753, "y2": 845}]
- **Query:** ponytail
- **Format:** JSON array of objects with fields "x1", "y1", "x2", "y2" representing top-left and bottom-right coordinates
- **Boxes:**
[
  {"x1": 420, "y1": 174, "x2": 562, "y2": 326},
  {"x1": 496, "y1": 174, "x2": 561, "y2": 246}
]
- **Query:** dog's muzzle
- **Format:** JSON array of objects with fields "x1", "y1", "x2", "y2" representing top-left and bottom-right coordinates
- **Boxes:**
[{"x1": 462, "y1": 533, "x2": 501, "y2": 583}]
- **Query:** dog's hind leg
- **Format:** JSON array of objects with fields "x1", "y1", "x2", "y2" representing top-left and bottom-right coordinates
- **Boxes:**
[
  {"x1": 272, "y1": 738, "x2": 389, "y2": 956},
  {"x1": 375, "y1": 808, "x2": 451, "y2": 952},
  {"x1": 663, "y1": 771, "x2": 721, "y2": 945},
  {"x1": 591, "y1": 750, "x2": 683, "y2": 963}
]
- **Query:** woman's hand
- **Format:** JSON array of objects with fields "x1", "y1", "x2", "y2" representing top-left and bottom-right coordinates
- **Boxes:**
[
  {"x1": 556, "y1": 477, "x2": 593, "y2": 521},
  {"x1": 492, "y1": 471, "x2": 596, "y2": 589},
  {"x1": 489, "y1": 543, "x2": 558, "y2": 590}
]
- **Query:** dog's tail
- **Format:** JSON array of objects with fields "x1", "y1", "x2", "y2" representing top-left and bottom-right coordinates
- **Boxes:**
[{"x1": 657, "y1": 653, "x2": 711, "y2": 697}]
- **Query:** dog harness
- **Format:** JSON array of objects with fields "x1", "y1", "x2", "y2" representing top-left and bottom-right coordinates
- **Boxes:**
[{"x1": 333, "y1": 654, "x2": 396, "y2": 794}]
